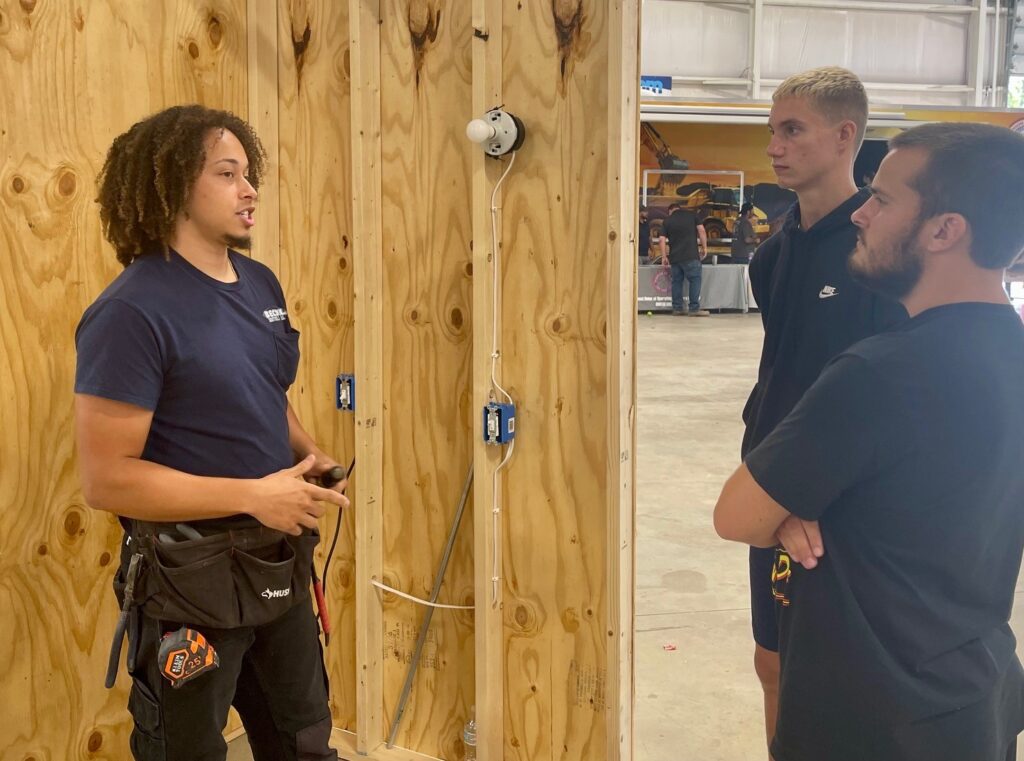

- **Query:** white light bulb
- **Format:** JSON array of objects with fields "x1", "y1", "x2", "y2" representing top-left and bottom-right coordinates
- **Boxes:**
[{"x1": 466, "y1": 119, "x2": 496, "y2": 144}]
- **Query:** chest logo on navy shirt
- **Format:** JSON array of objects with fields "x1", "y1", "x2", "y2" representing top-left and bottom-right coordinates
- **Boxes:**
[
  {"x1": 263, "y1": 307, "x2": 288, "y2": 323},
  {"x1": 818, "y1": 285, "x2": 839, "y2": 299}
]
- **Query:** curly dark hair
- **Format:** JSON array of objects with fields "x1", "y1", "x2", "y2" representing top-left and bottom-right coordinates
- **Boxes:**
[{"x1": 96, "y1": 105, "x2": 266, "y2": 268}]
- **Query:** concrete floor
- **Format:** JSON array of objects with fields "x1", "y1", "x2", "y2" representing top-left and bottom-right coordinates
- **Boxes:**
[{"x1": 229, "y1": 312, "x2": 1023, "y2": 759}]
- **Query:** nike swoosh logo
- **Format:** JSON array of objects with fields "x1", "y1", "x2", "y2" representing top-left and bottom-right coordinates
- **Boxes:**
[{"x1": 819, "y1": 287, "x2": 838, "y2": 299}]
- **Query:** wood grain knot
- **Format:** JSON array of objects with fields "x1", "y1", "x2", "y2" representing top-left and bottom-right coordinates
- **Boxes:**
[
  {"x1": 408, "y1": 1, "x2": 441, "y2": 87},
  {"x1": 292, "y1": 19, "x2": 311, "y2": 84},
  {"x1": 36, "y1": 543, "x2": 47, "y2": 556},
  {"x1": 510, "y1": 601, "x2": 537, "y2": 632},
  {"x1": 64, "y1": 510, "x2": 82, "y2": 536},
  {"x1": 326, "y1": 300, "x2": 338, "y2": 320},
  {"x1": 552, "y1": 0, "x2": 585, "y2": 86},
  {"x1": 449, "y1": 307, "x2": 463, "y2": 330},
  {"x1": 99, "y1": 551, "x2": 111, "y2": 566},
  {"x1": 208, "y1": 15, "x2": 223, "y2": 47},
  {"x1": 87, "y1": 730, "x2": 103, "y2": 751},
  {"x1": 11, "y1": 176, "x2": 26, "y2": 194},
  {"x1": 73, "y1": 7, "x2": 84, "y2": 31},
  {"x1": 293, "y1": 299, "x2": 305, "y2": 315},
  {"x1": 548, "y1": 313, "x2": 570, "y2": 335},
  {"x1": 19, "y1": 0, "x2": 36, "y2": 13},
  {"x1": 338, "y1": 256, "x2": 349, "y2": 271},
  {"x1": 58, "y1": 170, "x2": 77, "y2": 197},
  {"x1": 561, "y1": 607, "x2": 580, "y2": 633},
  {"x1": 336, "y1": 566, "x2": 351, "y2": 588},
  {"x1": 341, "y1": 234, "x2": 349, "y2": 249},
  {"x1": 408, "y1": 309, "x2": 419, "y2": 323},
  {"x1": 608, "y1": 230, "x2": 617, "y2": 241},
  {"x1": 188, "y1": 41, "x2": 200, "y2": 59},
  {"x1": 463, "y1": 261, "x2": 473, "y2": 277}
]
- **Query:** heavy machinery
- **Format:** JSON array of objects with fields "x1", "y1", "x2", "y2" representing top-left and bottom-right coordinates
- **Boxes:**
[{"x1": 695, "y1": 186, "x2": 771, "y2": 243}]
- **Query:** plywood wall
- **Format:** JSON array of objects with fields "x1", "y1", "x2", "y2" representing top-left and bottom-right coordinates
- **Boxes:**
[
  {"x1": 0, "y1": 0, "x2": 248, "y2": 757},
  {"x1": 377, "y1": 0, "x2": 476, "y2": 756},
  {"x1": 1, "y1": 2, "x2": 636, "y2": 759},
  {"x1": 496, "y1": 2, "x2": 615, "y2": 758}
]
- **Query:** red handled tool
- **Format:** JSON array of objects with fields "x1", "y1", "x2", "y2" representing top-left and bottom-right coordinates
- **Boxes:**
[{"x1": 311, "y1": 459, "x2": 355, "y2": 645}]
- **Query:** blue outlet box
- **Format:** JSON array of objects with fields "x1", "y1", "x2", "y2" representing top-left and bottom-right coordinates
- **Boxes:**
[
  {"x1": 483, "y1": 402, "x2": 516, "y2": 445},
  {"x1": 336, "y1": 374, "x2": 355, "y2": 411}
]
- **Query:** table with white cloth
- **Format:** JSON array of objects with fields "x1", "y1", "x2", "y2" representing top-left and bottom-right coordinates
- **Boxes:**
[{"x1": 638, "y1": 263, "x2": 756, "y2": 312}]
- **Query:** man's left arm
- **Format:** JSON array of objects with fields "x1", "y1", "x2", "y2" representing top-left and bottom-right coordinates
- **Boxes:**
[
  {"x1": 287, "y1": 403, "x2": 347, "y2": 489},
  {"x1": 715, "y1": 355, "x2": 895, "y2": 555},
  {"x1": 696, "y1": 223, "x2": 708, "y2": 259}
]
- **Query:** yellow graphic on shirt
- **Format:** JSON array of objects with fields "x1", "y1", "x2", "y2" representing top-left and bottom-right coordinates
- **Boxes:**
[{"x1": 772, "y1": 549, "x2": 792, "y2": 607}]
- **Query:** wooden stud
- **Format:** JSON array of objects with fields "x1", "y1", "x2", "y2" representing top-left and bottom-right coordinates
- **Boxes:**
[
  {"x1": 350, "y1": 0, "x2": 385, "y2": 752},
  {"x1": 470, "y1": 0, "x2": 505, "y2": 759},
  {"x1": 247, "y1": 0, "x2": 281, "y2": 274},
  {"x1": 606, "y1": 2, "x2": 640, "y2": 760}
]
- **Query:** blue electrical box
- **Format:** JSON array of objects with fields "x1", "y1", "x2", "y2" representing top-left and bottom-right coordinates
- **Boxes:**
[
  {"x1": 336, "y1": 374, "x2": 355, "y2": 411},
  {"x1": 483, "y1": 402, "x2": 516, "y2": 445}
]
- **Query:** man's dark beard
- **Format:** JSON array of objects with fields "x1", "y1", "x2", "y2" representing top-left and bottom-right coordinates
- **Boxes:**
[
  {"x1": 849, "y1": 226, "x2": 923, "y2": 301},
  {"x1": 224, "y1": 233, "x2": 252, "y2": 251}
]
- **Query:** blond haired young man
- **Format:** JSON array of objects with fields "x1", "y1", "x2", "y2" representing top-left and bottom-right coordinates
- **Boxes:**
[{"x1": 739, "y1": 67, "x2": 906, "y2": 755}]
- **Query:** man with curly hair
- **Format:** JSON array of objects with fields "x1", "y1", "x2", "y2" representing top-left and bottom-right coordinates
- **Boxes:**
[{"x1": 75, "y1": 105, "x2": 345, "y2": 760}]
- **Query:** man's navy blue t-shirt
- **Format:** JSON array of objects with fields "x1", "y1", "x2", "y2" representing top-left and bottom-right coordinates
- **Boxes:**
[{"x1": 75, "y1": 250, "x2": 300, "y2": 529}]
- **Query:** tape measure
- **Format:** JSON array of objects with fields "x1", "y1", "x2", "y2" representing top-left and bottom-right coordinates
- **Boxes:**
[{"x1": 158, "y1": 626, "x2": 219, "y2": 689}]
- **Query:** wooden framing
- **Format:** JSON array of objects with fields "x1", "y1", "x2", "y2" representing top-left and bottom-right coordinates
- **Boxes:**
[
  {"x1": 606, "y1": 3, "x2": 640, "y2": 759},
  {"x1": 350, "y1": 0, "x2": 385, "y2": 753},
  {"x1": 470, "y1": 0, "x2": 506, "y2": 759}
]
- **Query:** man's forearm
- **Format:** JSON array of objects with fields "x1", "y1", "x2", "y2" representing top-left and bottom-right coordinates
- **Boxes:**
[{"x1": 84, "y1": 458, "x2": 255, "y2": 523}]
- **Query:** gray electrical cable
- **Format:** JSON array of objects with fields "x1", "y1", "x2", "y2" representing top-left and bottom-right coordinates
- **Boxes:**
[{"x1": 385, "y1": 464, "x2": 475, "y2": 748}]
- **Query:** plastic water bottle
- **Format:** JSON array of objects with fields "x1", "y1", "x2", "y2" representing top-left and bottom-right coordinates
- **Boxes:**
[{"x1": 463, "y1": 707, "x2": 477, "y2": 761}]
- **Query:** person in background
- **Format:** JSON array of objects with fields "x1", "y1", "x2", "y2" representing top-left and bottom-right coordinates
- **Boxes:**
[
  {"x1": 716, "y1": 121, "x2": 1024, "y2": 761},
  {"x1": 731, "y1": 202, "x2": 758, "y2": 264},
  {"x1": 738, "y1": 66, "x2": 907, "y2": 757},
  {"x1": 660, "y1": 201, "x2": 709, "y2": 316},
  {"x1": 638, "y1": 207, "x2": 651, "y2": 264}
]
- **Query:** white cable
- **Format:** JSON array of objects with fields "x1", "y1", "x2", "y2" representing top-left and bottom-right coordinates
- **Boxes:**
[
  {"x1": 371, "y1": 579, "x2": 474, "y2": 610},
  {"x1": 489, "y1": 151, "x2": 517, "y2": 406},
  {"x1": 488, "y1": 151, "x2": 518, "y2": 608}
]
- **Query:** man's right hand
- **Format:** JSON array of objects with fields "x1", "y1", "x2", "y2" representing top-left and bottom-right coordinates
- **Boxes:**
[
  {"x1": 247, "y1": 455, "x2": 350, "y2": 535},
  {"x1": 776, "y1": 515, "x2": 824, "y2": 569}
]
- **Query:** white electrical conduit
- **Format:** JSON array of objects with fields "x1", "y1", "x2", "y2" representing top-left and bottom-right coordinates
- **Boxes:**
[
  {"x1": 370, "y1": 579, "x2": 474, "y2": 610},
  {"x1": 489, "y1": 151, "x2": 518, "y2": 608}
]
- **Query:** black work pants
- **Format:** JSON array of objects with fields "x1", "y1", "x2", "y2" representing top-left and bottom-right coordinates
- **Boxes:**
[{"x1": 127, "y1": 599, "x2": 336, "y2": 761}]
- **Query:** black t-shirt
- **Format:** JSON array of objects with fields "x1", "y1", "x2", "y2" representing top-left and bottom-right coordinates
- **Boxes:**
[
  {"x1": 731, "y1": 216, "x2": 756, "y2": 261},
  {"x1": 747, "y1": 303, "x2": 1024, "y2": 761},
  {"x1": 638, "y1": 219, "x2": 651, "y2": 261},
  {"x1": 75, "y1": 249, "x2": 300, "y2": 531},
  {"x1": 661, "y1": 208, "x2": 701, "y2": 264},
  {"x1": 742, "y1": 190, "x2": 907, "y2": 458}
]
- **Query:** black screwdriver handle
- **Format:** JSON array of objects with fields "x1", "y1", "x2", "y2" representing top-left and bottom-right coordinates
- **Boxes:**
[{"x1": 320, "y1": 465, "x2": 347, "y2": 489}]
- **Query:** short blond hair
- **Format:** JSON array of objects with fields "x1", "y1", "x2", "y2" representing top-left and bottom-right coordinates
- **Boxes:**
[{"x1": 773, "y1": 67, "x2": 868, "y2": 148}]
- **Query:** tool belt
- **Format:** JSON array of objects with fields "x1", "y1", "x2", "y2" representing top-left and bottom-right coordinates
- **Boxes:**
[{"x1": 115, "y1": 523, "x2": 320, "y2": 630}]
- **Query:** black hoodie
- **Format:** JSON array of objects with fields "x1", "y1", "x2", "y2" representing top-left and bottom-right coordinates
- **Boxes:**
[{"x1": 741, "y1": 189, "x2": 907, "y2": 458}]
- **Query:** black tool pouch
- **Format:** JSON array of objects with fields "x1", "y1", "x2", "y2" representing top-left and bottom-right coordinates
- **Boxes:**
[{"x1": 124, "y1": 524, "x2": 320, "y2": 629}]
